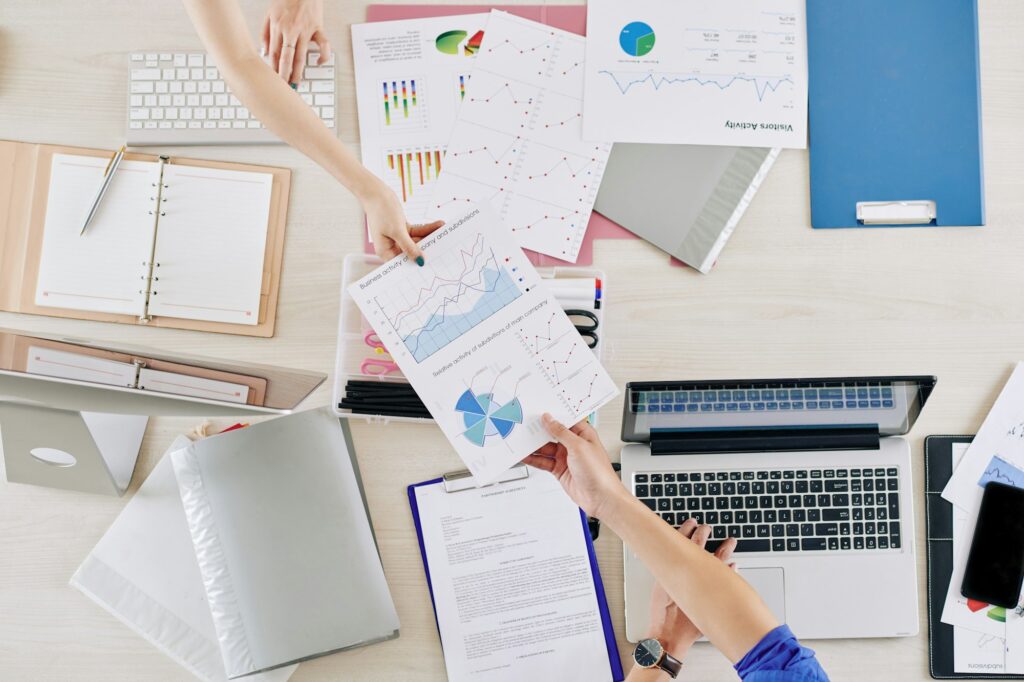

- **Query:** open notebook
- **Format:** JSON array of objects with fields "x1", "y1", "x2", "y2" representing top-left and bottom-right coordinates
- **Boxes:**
[
  {"x1": 38, "y1": 154, "x2": 271, "y2": 325},
  {"x1": 0, "y1": 141, "x2": 290, "y2": 337}
]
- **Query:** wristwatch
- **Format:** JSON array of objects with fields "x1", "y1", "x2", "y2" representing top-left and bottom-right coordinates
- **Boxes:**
[{"x1": 633, "y1": 638, "x2": 682, "y2": 678}]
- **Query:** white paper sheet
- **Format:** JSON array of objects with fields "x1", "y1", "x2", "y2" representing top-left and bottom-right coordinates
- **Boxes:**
[
  {"x1": 421, "y1": 11, "x2": 612, "y2": 262},
  {"x1": 352, "y1": 14, "x2": 490, "y2": 222},
  {"x1": 35, "y1": 154, "x2": 156, "y2": 315},
  {"x1": 70, "y1": 437, "x2": 296, "y2": 682},
  {"x1": 145, "y1": 164, "x2": 272, "y2": 325},
  {"x1": 582, "y1": 0, "x2": 808, "y2": 148},
  {"x1": 943, "y1": 363, "x2": 1024, "y2": 511},
  {"x1": 26, "y1": 345, "x2": 137, "y2": 387},
  {"x1": 138, "y1": 368, "x2": 249, "y2": 404},
  {"x1": 347, "y1": 205, "x2": 618, "y2": 485},
  {"x1": 413, "y1": 470, "x2": 614, "y2": 682}
]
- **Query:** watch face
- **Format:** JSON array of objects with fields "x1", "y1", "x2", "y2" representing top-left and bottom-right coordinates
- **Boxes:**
[{"x1": 634, "y1": 638, "x2": 664, "y2": 668}]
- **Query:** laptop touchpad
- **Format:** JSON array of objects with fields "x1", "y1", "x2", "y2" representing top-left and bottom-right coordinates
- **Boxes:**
[{"x1": 739, "y1": 567, "x2": 786, "y2": 624}]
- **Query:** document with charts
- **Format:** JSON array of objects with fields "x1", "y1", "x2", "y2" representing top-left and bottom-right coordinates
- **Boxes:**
[
  {"x1": 582, "y1": 0, "x2": 808, "y2": 148},
  {"x1": 421, "y1": 11, "x2": 612, "y2": 262},
  {"x1": 348, "y1": 205, "x2": 618, "y2": 485},
  {"x1": 943, "y1": 363, "x2": 1024, "y2": 513},
  {"x1": 352, "y1": 14, "x2": 489, "y2": 221}
]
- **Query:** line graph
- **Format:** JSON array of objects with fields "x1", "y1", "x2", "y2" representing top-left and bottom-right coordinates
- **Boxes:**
[
  {"x1": 598, "y1": 70, "x2": 794, "y2": 101},
  {"x1": 518, "y1": 317, "x2": 608, "y2": 414},
  {"x1": 978, "y1": 455, "x2": 1024, "y2": 489},
  {"x1": 582, "y1": 0, "x2": 807, "y2": 148},
  {"x1": 417, "y1": 12, "x2": 611, "y2": 261},
  {"x1": 373, "y1": 232, "x2": 524, "y2": 363}
]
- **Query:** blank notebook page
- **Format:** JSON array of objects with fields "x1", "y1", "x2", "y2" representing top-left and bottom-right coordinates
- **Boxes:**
[
  {"x1": 147, "y1": 164, "x2": 272, "y2": 325},
  {"x1": 35, "y1": 154, "x2": 156, "y2": 315}
]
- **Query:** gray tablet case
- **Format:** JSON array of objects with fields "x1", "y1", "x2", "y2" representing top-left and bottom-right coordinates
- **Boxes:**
[
  {"x1": 172, "y1": 409, "x2": 399, "y2": 678},
  {"x1": 594, "y1": 144, "x2": 779, "y2": 273}
]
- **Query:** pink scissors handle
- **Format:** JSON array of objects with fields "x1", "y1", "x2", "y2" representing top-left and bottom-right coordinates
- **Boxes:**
[
  {"x1": 364, "y1": 329, "x2": 385, "y2": 349},
  {"x1": 360, "y1": 357, "x2": 401, "y2": 376}
]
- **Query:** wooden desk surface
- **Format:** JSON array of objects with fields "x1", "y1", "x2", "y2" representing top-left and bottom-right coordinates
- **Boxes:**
[{"x1": 1, "y1": 1, "x2": 1022, "y2": 679}]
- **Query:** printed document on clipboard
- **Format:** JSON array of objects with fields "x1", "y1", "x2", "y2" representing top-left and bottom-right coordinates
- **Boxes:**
[{"x1": 408, "y1": 466, "x2": 623, "y2": 681}]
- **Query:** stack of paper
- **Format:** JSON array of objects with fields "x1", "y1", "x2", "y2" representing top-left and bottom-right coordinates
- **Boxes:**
[{"x1": 941, "y1": 362, "x2": 1024, "y2": 673}]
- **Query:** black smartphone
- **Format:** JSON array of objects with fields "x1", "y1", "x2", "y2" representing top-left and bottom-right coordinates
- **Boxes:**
[{"x1": 962, "y1": 481, "x2": 1024, "y2": 608}]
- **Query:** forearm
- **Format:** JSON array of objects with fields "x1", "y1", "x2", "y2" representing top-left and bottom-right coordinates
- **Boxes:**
[
  {"x1": 181, "y1": 0, "x2": 382, "y2": 200},
  {"x1": 600, "y1": 490, "x2": 777, "y2": 662},
  {"x1": 626, "y1": 665, "x2": 671, "y2": 682}
]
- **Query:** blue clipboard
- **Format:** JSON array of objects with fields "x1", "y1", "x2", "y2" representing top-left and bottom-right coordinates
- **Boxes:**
[
  {"x1": 408, "y1": 471, "x2": 624, "y2": 681},
  {"x1": 807, "y1": 0, "x2": 985, "y2": 229}
]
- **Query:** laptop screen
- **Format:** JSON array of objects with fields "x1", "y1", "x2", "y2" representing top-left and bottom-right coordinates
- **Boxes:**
[{"x1": 621, "y1": 376, "x2": 935, "y2": 442}]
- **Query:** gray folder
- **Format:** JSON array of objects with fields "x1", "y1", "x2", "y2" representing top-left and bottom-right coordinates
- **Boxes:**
[
  {"x1": 172, "y1": 408, "x2": 399, "y2": 678},
  {"x1": 594, "y1": 144, "x2": 779, "y2": 273}
]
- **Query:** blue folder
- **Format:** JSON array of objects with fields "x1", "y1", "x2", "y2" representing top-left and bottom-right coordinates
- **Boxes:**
[
  {"x1": 408, "y1": 477, "x2": 624, "y2": 681},
  {"x1": 807, "y1": 0, "x2": 985, "y2": 228}
]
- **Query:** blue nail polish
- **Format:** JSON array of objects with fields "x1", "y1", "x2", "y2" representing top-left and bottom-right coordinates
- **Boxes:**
[
  {"x1": 290, "y1": 82, "x2": 298, "y2": 90},
  {"x1": 415, "y1": 256, "x2": 425, "y2": 267}
]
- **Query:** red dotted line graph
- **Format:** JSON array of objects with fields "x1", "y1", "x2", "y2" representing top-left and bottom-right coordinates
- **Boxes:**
[{"x1": 468, "y1": 82, "x2": 534, "y2": 105}]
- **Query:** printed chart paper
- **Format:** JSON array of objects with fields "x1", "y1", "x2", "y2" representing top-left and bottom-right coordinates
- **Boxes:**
[
  {"x1": 348, "y1": 205, "x2": 618, "y2": 484},
  {"x1": 421, "y1": 11, "x2": 612, "y2": 262},
  {"x1": 582, "y1": 0, "x2": 808, "y2": 148},
  {"x1": 943, "y1": 363, "x2": 1024, "y2": 512},
  {"x1": 352, "y1": 14, "x2": 490, "y2": 221}
]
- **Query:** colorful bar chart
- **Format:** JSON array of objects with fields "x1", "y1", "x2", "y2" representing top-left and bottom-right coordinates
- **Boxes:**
[
  {"x1": 382, "y1": 79, "x2": 419, "y2": 126},
  {"x1": 385, "y1": 148, "x2": 445, "y2": 204}
]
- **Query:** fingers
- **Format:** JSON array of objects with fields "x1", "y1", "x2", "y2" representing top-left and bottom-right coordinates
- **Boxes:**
[
  {"x1": 371, "y1": 233, "x2": 395, "y2": 260},
  {"x1": 260, "y1": 16, "x2": 271, "y2": 57},
  {"x1": 691, "y1": 524, "x2": 712, "y2": 549},
  {"x1": 715, "y1": 536, "x2": 738, "y2": 563},
  {"x1": 532, "y1": 442, "x2": 562, "y2": 458},
  {"x1": 522, "y1": 453, "x2": 556, "y2": 473},
  {"x1": 408, "y1": 220, "x2": 445, "y2": 239},
  {"x1": 289, "y1": 35, "x2": 310, "y2": 86},
  {"x1": 677, "y1": 518, "x2": 698, "y2": 538},
  {"x1": 311, "y1": 29, "x2": 332, "y2": 65},
  {"x1": 569, "y1": 418, "x2": 601, "y2": 443},
  {"x1": 269, "y1": 24, "x2": 283, "y2": 74},
  {"x1": 542, "y1": 413, "x2": 584, "y2": 448},
  {"x1": 394, "y1": 227, "x2": 425, "y2": 265},
  {"x1": 278, "y1": 40, "x2": 297, "y2": 83}
]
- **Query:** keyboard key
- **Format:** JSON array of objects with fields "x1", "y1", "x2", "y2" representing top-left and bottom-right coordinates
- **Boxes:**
[
  {"x1": 800, "y1": 523, "x2": 814, "y2": 535},
  {"x1": 824, "y1": 479, "x2": 848, "y2": 492},
  {"x1": 728, "y1": 525, "x2": 742, "y2": 538},
  {"x1": 635, "y1": 484, "x2": 648, "y2": 497},
  {"x1": 757, "y1": 525, "x2": 770, "y2": 538},
  {"x1": 828, "y1": 537, "x2": 839, "y2": 550},
  {"x1": 866, "y1": 537, "x2": 877, "y2": 549},
  {"x1": 807, "y1": 509, "x2": 821, "y2": 522},
  {"x1": 651, "y1": 484, "x2": 663, "y2": 496},
  {"x1": 666, "y1": 483, "x2": 678, "y2": 496},
  {"x1": 889, "y1": 495, "x2": 900, "y2": 519},
  {"x1": 706, "y1": 512, "x2": 719, "y2": 524},
  {"x1": 713, "y1": 526, "x2": 726, "y2": 539},
  {"x1": 635, "y1": 474, "x2": 648, "y2": 483},
  {"x1": 802, "y1": 538, "x2": 827, "y2": 551},
  {"x1": 658, "y1": 499, "x2": 671, "y2": 511},
  {"x1": 771, "y1": 524, "x2": 785, "y2": 536},
  {"x1": 815, "y1": 523, "x2": 839, "y2": 536},
  {"x1": 772, "y1": 539, "x2": 785, "y2": 551},
  {"x1": 786, "y1": 538, "x2": 800, "y2": 551},
  {"x1": 673, "y1": 499, "x2": 685, "y2": 511},
  {"x1": 734, "y1": 539, "x2": 771, "y2": 553},
  {"x1": 132, "y1": 68, "x2": 161, "y2": 80},
  {"x1": 640, "y1": 498, "x2": 656, "y2": 510}
]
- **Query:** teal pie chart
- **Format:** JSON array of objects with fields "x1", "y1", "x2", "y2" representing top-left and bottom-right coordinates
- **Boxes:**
[
  {"x1": 619, "y1": 21, "x2": 656, "y2": 57},
  {"x1": 456, "y1": 389, "x2": 523, "y2": 446}
]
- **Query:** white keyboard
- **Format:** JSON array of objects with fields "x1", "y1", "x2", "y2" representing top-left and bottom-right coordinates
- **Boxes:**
[{"x1": 127, "y1": 51, "x2": 336, "y2": 146}]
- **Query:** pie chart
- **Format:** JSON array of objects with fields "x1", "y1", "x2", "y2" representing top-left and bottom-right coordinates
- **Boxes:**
[
  {"x1": 619, "y1": 21, "x2": 656, "y2": 57},
  {"x1": 456, "y1": 388, "x2": 523, "y2": 446}
]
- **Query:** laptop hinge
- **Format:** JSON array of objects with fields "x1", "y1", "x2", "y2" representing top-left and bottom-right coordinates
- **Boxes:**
[{"x1": 649, "y1": 426, "x2": 881, "y2": 456}]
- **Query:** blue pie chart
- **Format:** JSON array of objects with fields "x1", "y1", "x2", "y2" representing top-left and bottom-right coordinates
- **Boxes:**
[
  {"x1": 456, "y1": 389, "x2": 523, "y2": 446},
  {"x1": 619, "y1": 21, "x2": 656, "y2": 57}
]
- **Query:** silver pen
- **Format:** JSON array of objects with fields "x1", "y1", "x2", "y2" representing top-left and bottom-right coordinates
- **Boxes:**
[{"x1": 80, "y1": 144, "x2": 127, "y2": 236}]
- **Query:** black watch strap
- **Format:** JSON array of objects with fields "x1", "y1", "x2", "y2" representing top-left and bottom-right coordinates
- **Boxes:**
[{"x1": 659, "y1": 651, "x2": 683, "y2": 679}]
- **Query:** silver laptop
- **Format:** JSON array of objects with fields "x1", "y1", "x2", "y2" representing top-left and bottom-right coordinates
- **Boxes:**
[
  {"x1": 594, "y1": 144, "x2": 779, "y2": 273},
  {"x1": 620, "y1": 376, "x2": 935, "y2": 641}
]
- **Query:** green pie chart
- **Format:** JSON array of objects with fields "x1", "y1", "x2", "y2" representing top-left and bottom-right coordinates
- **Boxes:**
[
  {"x1": 436, "y1": 30, "x2": 468, "y2": 55},
  {"x1": 619, "y1": 21, "x2": 656, "y2": 57}
]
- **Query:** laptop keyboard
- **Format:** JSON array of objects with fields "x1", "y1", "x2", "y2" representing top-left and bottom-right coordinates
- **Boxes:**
[
  {"x1": 633, "y1": 467, "x2": 901, "y2": 553},
  {"x1": 635, "y1": 383, "x2": 896, "y2": 413}
]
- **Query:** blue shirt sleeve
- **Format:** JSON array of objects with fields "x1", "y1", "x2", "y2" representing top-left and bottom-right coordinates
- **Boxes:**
[{"x1": 734, "y1": 625, "x2": 830, "y2": 681}]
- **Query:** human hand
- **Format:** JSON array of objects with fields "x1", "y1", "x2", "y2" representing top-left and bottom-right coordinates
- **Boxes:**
[
  {"x1": 647, "y1": 520, "x2": 738, "y2": 655},
  {"x1": 521, "y1": 414, "x2": 625, "y2": 518},
  {"x1": 261, "y1": 0, "x2": 332, "y2": 86},
  {"x1": 363, "y1": 183, "x2": 444, "y2": 263}
]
